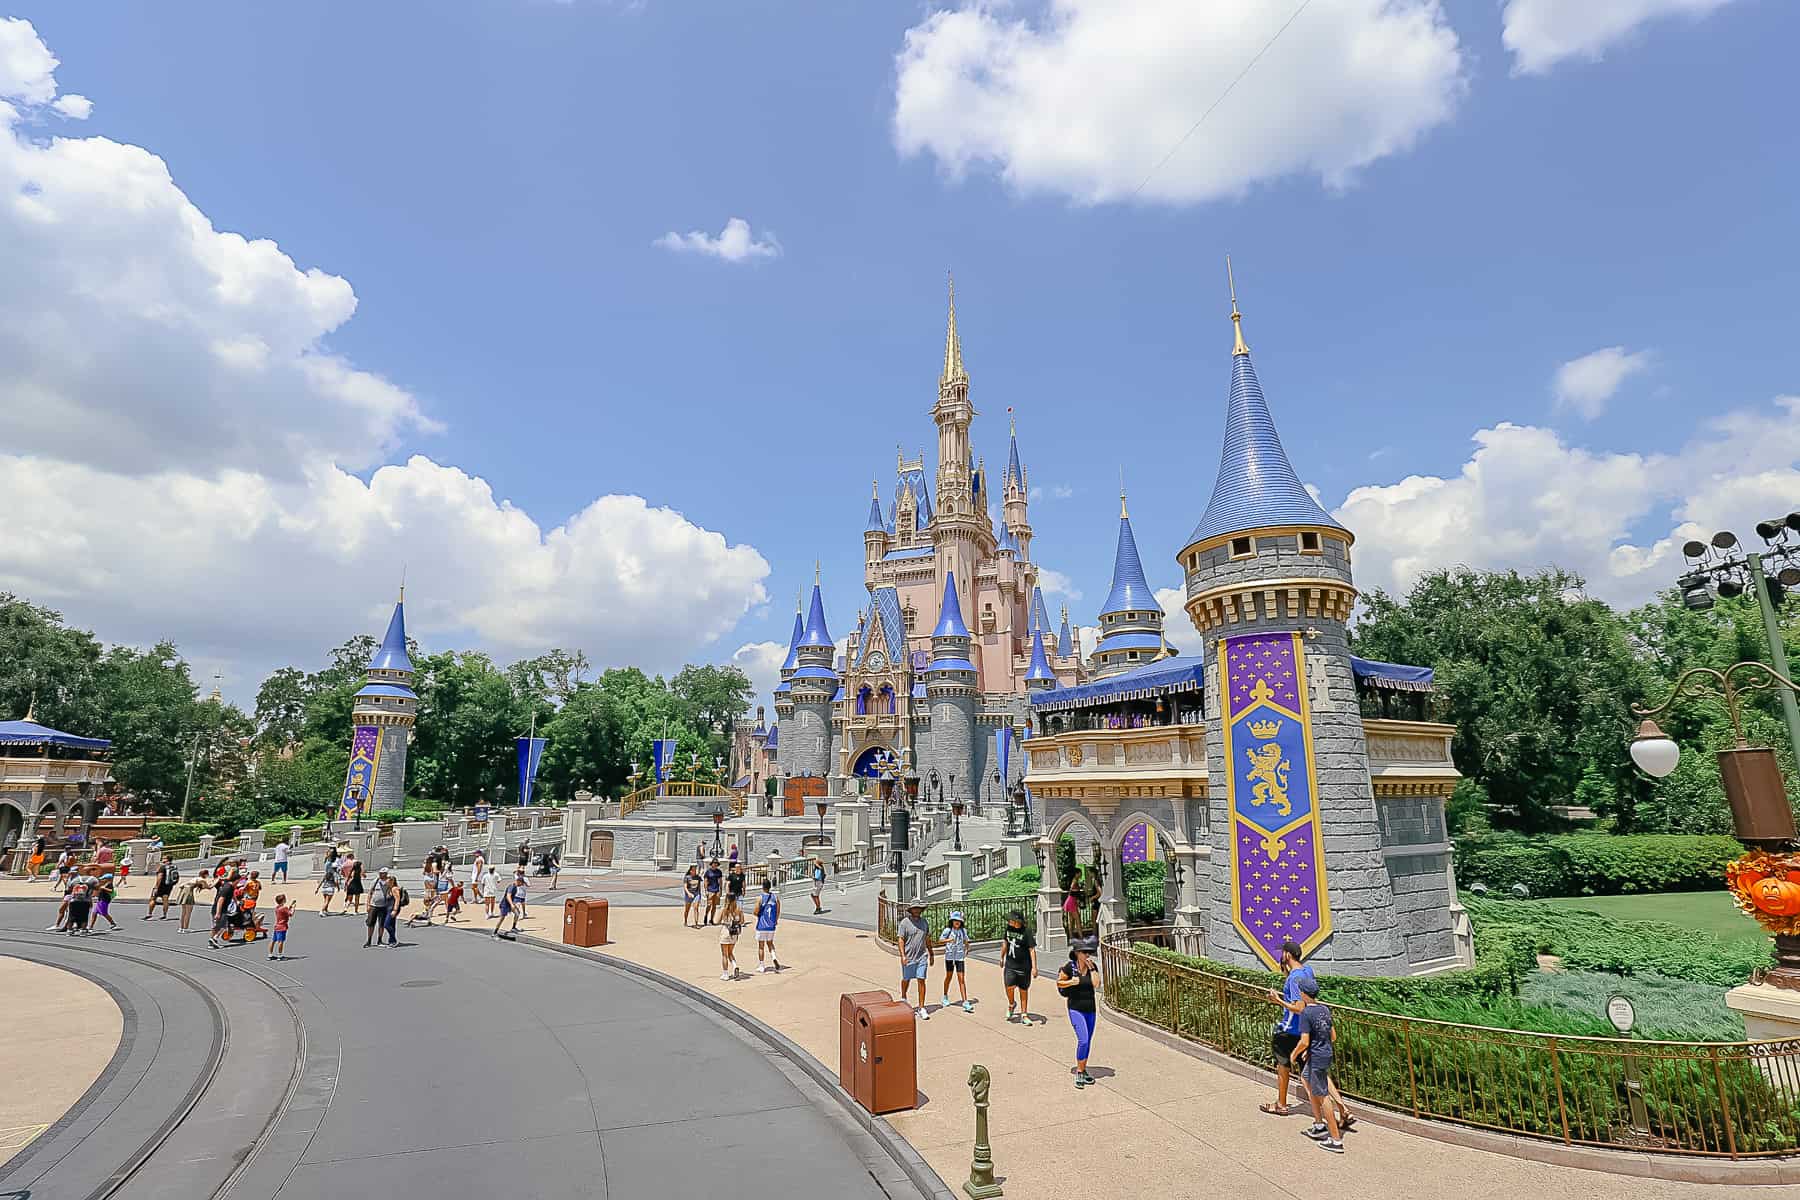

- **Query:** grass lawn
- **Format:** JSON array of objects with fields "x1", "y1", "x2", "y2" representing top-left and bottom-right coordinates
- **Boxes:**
[{"x1": 1540, "y1": 890, "x2": 1768, "y2": 945}]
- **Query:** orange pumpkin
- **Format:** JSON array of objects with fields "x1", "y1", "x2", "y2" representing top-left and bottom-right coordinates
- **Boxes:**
[{"x1": 1753, "y1": 878, "x2": 1800, "y2": 916}]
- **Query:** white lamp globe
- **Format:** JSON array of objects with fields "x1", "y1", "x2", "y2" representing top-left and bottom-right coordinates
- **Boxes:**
[{"x1": 1629, "y1": 720, "x2": 1680, "y2": 779}]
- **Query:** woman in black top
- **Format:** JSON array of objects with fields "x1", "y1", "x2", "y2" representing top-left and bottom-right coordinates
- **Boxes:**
[
  {"x1": 681, "y1": 865, "x2": 702, "y2": 928},
  {"x1": 344, "y1": 860, "x2": 365, "y2": 913},
  {"x1": 1057, "y1": 936, "x2": 1100, "y2": 1088}
]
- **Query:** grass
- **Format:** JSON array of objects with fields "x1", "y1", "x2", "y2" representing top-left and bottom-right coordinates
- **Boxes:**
[
  {"x1": 1518, "y1": 968, "x2": 1746, "y2": 1041},
  {"x1": 1538, "y1": 890, "x2": 1768, "y2": 946}
]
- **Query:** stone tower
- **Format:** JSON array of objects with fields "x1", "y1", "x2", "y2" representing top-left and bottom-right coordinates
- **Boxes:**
[
  {"x1": 787, "y1": 574, "x2": 838, "y2": 783},
  {"x1": 338, "y1": 591, "x2": 417, "y2": 820},
  {"x1": 924, "y1": 570, "x2": 978, "y2": 804},
  {"x1": 1179, "y1": 283, "x2": 1409, "y2": 975},
  {"x1": 1090, "y1": 488, "x2": 1175, "y2": 679}
]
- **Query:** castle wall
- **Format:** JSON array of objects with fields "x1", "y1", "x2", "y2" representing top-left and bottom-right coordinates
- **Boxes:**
[{"x1": 789, "y1": 700, "x2": 832, "y2": 779}]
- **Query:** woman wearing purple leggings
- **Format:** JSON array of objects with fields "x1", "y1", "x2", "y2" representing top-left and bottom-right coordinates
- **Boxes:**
[{"x1": 1058, "y1": 936, "x2": 1100, "y2": 1088}]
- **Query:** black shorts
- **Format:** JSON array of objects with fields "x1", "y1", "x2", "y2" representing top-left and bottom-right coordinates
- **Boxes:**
[
  {"x1": 1272, "y1": 1031, "x2": 1301, "y2": 1062},
  {"x1": 943, "y1": 960, "x2": 965, "y2": 974},
  {"x1": 154, "y1": 883, "x2": 173, "y2": 898},
  {"x1": 1003, "y1": 968, "x2": 1031, "y2": 990}
]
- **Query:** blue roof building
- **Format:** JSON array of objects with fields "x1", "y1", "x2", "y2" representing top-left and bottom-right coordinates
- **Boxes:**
[{"x1": 1091, "y1": 489, "x2": 1175, "y2": 679}]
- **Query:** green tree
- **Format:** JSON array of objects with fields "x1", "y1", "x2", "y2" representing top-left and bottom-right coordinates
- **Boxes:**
[
  {"x1": 0, "y1": 593, "x2": 104, "y2": 732},
  {"x1": 670, "y1": 663, "x2": 754, "y2": 755},
  {"x1": 1352, "y1": 567, "x2": 1656, "y2": 832},
  {"x1": 407, "y1": 651, "x2": 533, "y2": 806},
  {"x1": 252, "y1": 665, "x2": 310, "y2": 747}
]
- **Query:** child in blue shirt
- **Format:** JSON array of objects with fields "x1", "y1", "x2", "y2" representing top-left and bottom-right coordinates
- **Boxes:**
[{"x1": 939, "y1": 911, "x2": 972, "y2": 1012}]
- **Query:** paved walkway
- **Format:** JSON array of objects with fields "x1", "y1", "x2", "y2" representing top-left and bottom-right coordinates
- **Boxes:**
[
  {"x1": 0, "y1": 955, "x2": 122, "y2": 1164},
  {"x1": 582, "y1": 899, "x2": 1792, "y2": 1198},
  {"x1": 0, "y1": 899, "x2": 926, "y2": 1199}
]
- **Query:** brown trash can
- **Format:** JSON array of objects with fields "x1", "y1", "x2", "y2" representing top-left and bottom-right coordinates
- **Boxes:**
[
  {"x1": 563, "y1": 897, "x2": 609, "y2": 947},
  {"x1": 838, "y1": 990, "x2": 893, "y2": 1090},
  {"x1": 852, "y1": 998, "x2": 918, "y2": 1115}
]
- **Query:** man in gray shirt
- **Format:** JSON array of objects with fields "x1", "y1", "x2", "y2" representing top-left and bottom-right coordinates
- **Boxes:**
[
  {"x1": 896, "y1": 901, "x2": 935, "y2": 1019},
  {"x1": 364, "y1": 868, "x2": 397, "y2": 948}
]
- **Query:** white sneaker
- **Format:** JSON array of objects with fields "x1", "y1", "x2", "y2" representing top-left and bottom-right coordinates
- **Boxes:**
[
  {"x1": 920, "y1": 1006, "x2": 931, "y2": 1020},
  {"x1": 942, "y1": 995, "x2": 952, "y2": 1008},
  {"x1": 721, "y1": 971, "x2": 733, "y2": 981},
  {"x1": 757, "y1": 964, "x2": 768, "y2": 973}
]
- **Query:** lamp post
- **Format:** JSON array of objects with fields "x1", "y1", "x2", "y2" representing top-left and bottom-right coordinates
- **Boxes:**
[
  {"x1": 350, "y1": 785, "x2": 366, "y2": 832},
  {"x1": 951, "y1": 798, "x2": 965, "y2": 852},
  {"x1": 991, "y1": 765, "x2": 1001, "y2": 821},
  {"x1": 711, "y1": 808, "x2": 725, "y2": 858},
  {"x1": 928, "y1": 768, "x2": 941, "y2": 813},
  {"x1": 816, "y1": 800, "x2": 828, "y2": 846},
  {"x1": 1671, "y1": 515, "x2": 1800, "y2": 766}
]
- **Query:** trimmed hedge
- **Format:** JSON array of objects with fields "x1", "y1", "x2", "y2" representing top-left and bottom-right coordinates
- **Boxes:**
[
  {"x1": 147, "y1": 821, "x2": 211, "y2": 844},
  {"x1": 968, "y1": 866, "x2": 1041, "y2": 901},
  {"x1": 1455, "y1": 833, "x2": 1744, "y2": 897},
  {"x1": 1461, "y1": 894, "x2": 1770, "y2": 988}
]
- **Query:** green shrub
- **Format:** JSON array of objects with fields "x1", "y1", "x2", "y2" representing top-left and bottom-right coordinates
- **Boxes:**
[
  {"x1": 260, "y1": 816, "x2": 329, "y2": 842},
  {"x1": 1462, "y1": 894, "x2": 1770, "y2": 988},
  {"x1": 1455, "y1": 833, "x2": 1743, "y2": 897},
  {"x1": 968, "y1": 866, "x2": 1040, "y2": 901},
  {"x1": 147, "y1": 821, "x2": 211, "y2": 844},
  {"x1": 1518, "y1": 969, "x2": 1746, "y2": 1041}
]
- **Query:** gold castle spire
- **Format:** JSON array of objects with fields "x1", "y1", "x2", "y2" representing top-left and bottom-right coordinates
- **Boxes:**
[
  {"x1": 942, "y1": 271, "x2": 968, "y2": 385},
  {"x1": 1227, "y1": 254, "x2": 1249, "y2": 357},
  {"x1": 1120, "y1": 467, "x2": 1129, "y2": 518}
]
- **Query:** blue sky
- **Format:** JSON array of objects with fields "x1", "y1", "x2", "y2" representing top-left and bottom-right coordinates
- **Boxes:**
[{"x1": 2, "y1": 2, "x2": 1796, "y2": 708}]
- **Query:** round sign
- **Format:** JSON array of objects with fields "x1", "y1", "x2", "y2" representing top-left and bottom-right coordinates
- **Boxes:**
[{"x1": 1606, "y1": 994, "x2": 1635, "y2": 1034}]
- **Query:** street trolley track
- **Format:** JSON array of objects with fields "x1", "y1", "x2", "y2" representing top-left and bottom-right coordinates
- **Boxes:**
[{"x1": 0, "y1": 925, "x2": 315, "y2": 1200}]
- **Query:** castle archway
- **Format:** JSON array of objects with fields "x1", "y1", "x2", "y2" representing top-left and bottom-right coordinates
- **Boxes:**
[{"x1": 851, "y1": 744, "x2": 895, "y2": 778}]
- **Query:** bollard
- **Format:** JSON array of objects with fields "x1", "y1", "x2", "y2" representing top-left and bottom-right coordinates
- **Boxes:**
[{"x1": 963, "y1": 1064, "x2": 1002, "y2": 1198}]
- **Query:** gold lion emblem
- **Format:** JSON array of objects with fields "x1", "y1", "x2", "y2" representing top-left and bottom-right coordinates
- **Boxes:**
[{"x1": 1244, "y1": 743, "x2": 1292, "y2": 817}]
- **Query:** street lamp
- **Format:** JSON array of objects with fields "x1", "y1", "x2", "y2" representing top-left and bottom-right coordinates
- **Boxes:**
[
  {"x1": 951, "y1": 798, "x2": 965, "y2": 852},
  {"x1": 350, "y1": 785, "x2": 366, "y2": 832},
  {"x1": 816, "y1": 800, "x2": 828, "y2": 845},
  {"x1": 928, "y1": 767, "x2": 941, "y2": 811},
  {"x1": 711, "y1": 807, "x2": 725, "y2": 858}
]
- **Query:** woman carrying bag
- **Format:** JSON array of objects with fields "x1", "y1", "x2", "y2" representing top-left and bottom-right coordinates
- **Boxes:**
[{"x1": 1057, "y1": 936, "x2": 1101, "y2": 1089}]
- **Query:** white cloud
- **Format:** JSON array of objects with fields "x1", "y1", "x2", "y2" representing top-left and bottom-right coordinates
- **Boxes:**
[
  {"x1": 1036, "y1": 567, "x2": 1082, "y2": 603},
  {"x1": 51, "y1": 93, "x2": 91, "y2": 119},
  {"x1": 893, "y1": 0, "x2": 1466, "y2": 206},
  {"x1": 0, "y1": 21, "x2": 772, "y2": 695},
  {"x1": 1051, "y1": 484, "x2": 1075, "y2": 499},
  {"x1": 654, "y1": 216, "x2": 780, "y2": 262},
  {"x1": 1502, "y1": 0, "x2": 1737, "y2": 75},
  {"x1": 0, "y1": 17, "x2": 59, "y2": 105},
  {"x1": 1552, "y1": 346, "x2": 1653, "y2": 419},
  {"x1": 1154, "y1": 586, "x2": 1186, "y2": 620},
  {"x1": 1336, "y1": 397, "x2": 1800, "y2": 607},
  {"x1": 730, "y1": 640, "x2": 788, "y2": 715}
]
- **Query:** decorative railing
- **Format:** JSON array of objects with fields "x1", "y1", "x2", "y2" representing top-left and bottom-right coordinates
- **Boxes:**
[
  {"x1": 924, "y1": 863, "x2": 950, "y2": 896},
  {"x1": 1100, "y1": 927, "x2": 1800, "y2": 1159},
  {"x1": 618, "y1": 781, "x2": 744, "y2": 819},
  {"x1": 877, "y1": 893, "x2": 1024, "y2": 946},
  {"x1": 972, "y1": 855, "x2": 989, "y2": 881},
  {"x1": 989, "y1": 847, "x2": 1009, "y2": 877}
]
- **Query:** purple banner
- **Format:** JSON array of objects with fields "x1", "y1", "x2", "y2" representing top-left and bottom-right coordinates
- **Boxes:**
[
  {"x1": 1220, "y1": 632, "x2": 1332, "y2": 969},
  {"x1": 337, "y1": 723, "x2": 382, "y2": 820}
]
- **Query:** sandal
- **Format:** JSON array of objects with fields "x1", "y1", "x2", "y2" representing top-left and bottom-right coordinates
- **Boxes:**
[{"x1": 1259, "y1": 1102, "x2": 1294, "y2": 1116}]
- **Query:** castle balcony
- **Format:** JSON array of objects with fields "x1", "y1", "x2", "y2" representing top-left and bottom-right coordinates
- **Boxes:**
[
  {"x1": 847, "y1": 713, "x2": 902, "y2": 733},
  {"x1": 0, "y1": 756, "x2": 112, "y2": 788},
  {"x1": 1025, "y1": 724, "x2": 1209, "y2": 803}
]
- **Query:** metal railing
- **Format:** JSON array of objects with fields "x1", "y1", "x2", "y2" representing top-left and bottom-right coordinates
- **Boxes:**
[
  {"x1": 618, "y1": 781, "x2": 745, "y2": 819},
  {"x1": 924, "y1": 863, "x2": 950, "y2": 896},
  {"x1": 1100, "y1": 927, "x2": 1800, "y2": 1159},
  {"x1": 877, "y1": 893, "x2": 1027, "y2": 945}
]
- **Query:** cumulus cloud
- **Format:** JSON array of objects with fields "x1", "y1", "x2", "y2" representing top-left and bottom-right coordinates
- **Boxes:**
[
  {"x1": 1552, "y1": 346, "x2": 1653, "y2": 419},
  {"x1": 0, "y1": 21, "x2": 771, "y2": 694},
  {"x1": 50, "y1": 93, "x2": 90, "y2": 119},
  {"x1": 730, "y1": 640, "x2": 788, "y2": 714},
  {"x1": 1336, "y1": 397, "x2": 1800, "y2": 607},
  {"x1": 893, "y1": 0, "x2": 1466, "y2": 206},
  {"x1": 1036, "y1": 567, "x2": 1082, "y2": 603},
  {"x1": 1502, "y1": 0, "x2": 1737, "y2": 75},
  {"x1": 654, "y1": 216, "x2": 780, "y2": 262}
]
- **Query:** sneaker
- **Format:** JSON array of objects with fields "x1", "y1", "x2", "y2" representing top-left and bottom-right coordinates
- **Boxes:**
[
  {"x1": 1077, "y1": 1071, "x2": 1096, "y2": 1086},
  {"x1": 1319, "y1": 1139, "x2": 1344, "y2": 1154},
  {"x1": 721, "y1": 972, "x2": 733, "y2": 981},
  {"x1": 772, "y1": 959, "x2": 782, "y2": 971},
  {"x1": 1074, "y1": 1076, "x2": 1088, "y2": 1089},
  {"x1": 1302, "y1": 1124, "x2": 1329, "y2": 1142},
  {"x1": 962, "y1": 1001, "x2": 974, "y2": 1013},
  {"x1": 942, "y1": 995, "x2": 952, "y2": 1009},
  {"x1": 920, "y1": 1007, "x2": 931, "y2": 1020},
  {"x1": 913, "y1": 1007, "x2": 924, "y2": 1019}
]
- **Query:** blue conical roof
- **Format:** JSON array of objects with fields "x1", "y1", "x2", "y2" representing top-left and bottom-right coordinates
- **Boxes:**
[
  {"x1": 1057, "y1": 610, "x2": 1073, "y2": 658},
  {"x1": 932, "y1": 571, "x2": 970, "y2": 639},
  {"x1": 997, "y1": 520, "x2": 1017, "y2": 554},
  {"x1": 1100, "y1": 516, "x2": 1158, "y2": 617},
  {"x1": 1006, "y1": 424, "x2": 1024, "y2": 488},
  {"x1": 1025, "y1": 631, "x2": 1054, "y2": 681},
  {"x1": 1187, "y1": 351, "x2": 1343, "y2": 549},
  {"x1": 798, "y1": 582, "x2": 833, "y2": 648},
  {"x1": 368, "y1": 598, "x2": 413, "y2": 672},
  {"x1": 865, "y1": 489, "x2": 885, "y2": 533},
  {"x1": 778, "y1": 609, "x2": 804, "y2": 672},
  {"x1": 1030, "y1": 587, "x2": 1052, "y2": 634}
]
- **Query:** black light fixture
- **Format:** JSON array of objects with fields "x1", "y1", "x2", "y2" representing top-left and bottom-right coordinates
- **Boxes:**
[{"x1": 1678, "y1": 571, "x2": 1715, "y2": 612}]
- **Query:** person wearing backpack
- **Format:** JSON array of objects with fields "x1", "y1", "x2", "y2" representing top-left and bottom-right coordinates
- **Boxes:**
[
  {"x1": 809, "y1": 856, "x2": 828, "y2": 914},
  {"x1": 939, "y1": 911, "x2": 973, "y2": 1012},
  {"x1": 754, "y1": 879, "x2": 783, "y2": 973},
  {"x1": 145, "y1": 854, "x2": 180, "y2": 920},
  {"x1": 365, "y1": 867, "x2": 397, "y2": 948}
]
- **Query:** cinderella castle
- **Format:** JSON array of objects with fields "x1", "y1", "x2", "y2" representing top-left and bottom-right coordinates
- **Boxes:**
[{"x1": 757, "y1": 280, "x2": 1092, "y2": 810}]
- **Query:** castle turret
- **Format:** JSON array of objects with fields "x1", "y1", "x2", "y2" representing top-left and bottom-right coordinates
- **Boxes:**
[
  {"x1": 1181, "y1": 271, "x2": 1408, "y2": 975},
  {"x1": 1057, "y1": 605, "x2": 1075, "y2": 659},
  {"x1": 338, "y1": 590, "x2": 417, "y2": 820},
  {"x1": 923, "y1": 570, "x2": 977, "y2": 805},
  {"x1": 1002, "y1": 410, "x2": 1033, "y2": 562},
  {"x1": 1090, "y1": 488, "x2": 1174, "y2": 678},
  {"x1": 1024, "y1": 629, "x2": 1055, "y2": 693},
  {"x1": 787, "y1": 572, "x2": 838, "y2": 783},
  {"x1": 864, "y1": 481, "x2": 889, "y2": 576},
  {"x1": 771, "y1": 595, "x2": 803, "y2": 721}
]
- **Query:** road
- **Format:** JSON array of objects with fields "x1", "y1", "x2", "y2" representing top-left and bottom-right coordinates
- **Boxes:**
[{"x1": 0, "y1": 899, "x2": 925, "y2": 1199}]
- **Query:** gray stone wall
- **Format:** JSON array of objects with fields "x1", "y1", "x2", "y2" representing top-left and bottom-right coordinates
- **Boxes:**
[
  {"x1": 924, "y1": 691, "x2": 973, "y2": 798},
  {"x1": 375, "y1": 725, "x2": 409, "y2": 810},
  {"x1": 1386, "y1": 851, "x2": 1456, "y2": 966},
  {"x1": 1185, "y1": 530, "x2": 1353, "y2": 594},
  {"x1": 789, "y1": 699, "x2": 831, "y2": 779}
]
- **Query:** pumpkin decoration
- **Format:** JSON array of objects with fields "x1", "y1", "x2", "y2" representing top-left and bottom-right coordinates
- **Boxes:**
[{"x1": 1728, "y1": 851, "x2": 1800, "y2": 935}]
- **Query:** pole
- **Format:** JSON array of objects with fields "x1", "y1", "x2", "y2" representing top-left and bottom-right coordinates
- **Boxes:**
[
  {"x1": 179, "y1": 730, "x2": 201, "y2": 820},
  {"x1": 1748, "y1": 552, "x2": 1800, "y2": 766}
]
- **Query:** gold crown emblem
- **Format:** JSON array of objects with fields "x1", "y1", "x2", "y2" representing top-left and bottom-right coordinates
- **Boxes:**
[{"x1": 1248, "y1": 717, "x2": 1283, "y2": 739}]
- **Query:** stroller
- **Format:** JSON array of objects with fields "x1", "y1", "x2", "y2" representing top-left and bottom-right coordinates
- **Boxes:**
[{"x1": 532, "y1": 849, "x2": 561, "y2": 876}]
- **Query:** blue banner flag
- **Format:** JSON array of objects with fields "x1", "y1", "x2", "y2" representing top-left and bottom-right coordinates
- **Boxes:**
[
  {"x1": 516, "y1": 736, "x2": 547, "y2": 807},
  {"x1": 652, "y1": 738, "x2": 680, "y2": 787}
]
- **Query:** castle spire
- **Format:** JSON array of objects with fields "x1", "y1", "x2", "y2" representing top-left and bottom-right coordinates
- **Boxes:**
[
  {"x1": 1057, "y1": 606, "x2": 1074, "y2": 658},
  {"x1": 932, "y1": 570, "x2": 970, "y2": 639},
  {"x1": 866, "y1": 481, "x2": 886, "y2": 533},
  {"x1": 1006, "y1": 407, "x2": 1024, "y2": 488},
  {"x1": 942, "y1": 272, "x2": 967, "y2": 385},
  {"x1": 1100, "y1": 506, "x2": 1156, "y2": 618},
  {"x1": 798, "y1": 575, "x2": 833, "y2": 648},
  {"x1": 368, "y1": 594, "x2": 413, "y2": 673},
  {"x1": 1228, "y1": 254, "x2": 1249, "y2": 358},
  {"x1": 1024, "y1": 629, "x2": 1054, "y2": 684}
]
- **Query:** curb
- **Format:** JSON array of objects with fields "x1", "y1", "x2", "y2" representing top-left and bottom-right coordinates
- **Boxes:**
[
  {"x1": 483, "y1": 929, "x2": 957, "y2": 1200},
  {"x1": 1098, "y1": 1000, "x2": 1800, "y2": 1186}
]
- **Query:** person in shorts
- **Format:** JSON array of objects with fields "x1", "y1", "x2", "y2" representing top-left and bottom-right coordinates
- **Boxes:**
[
  {"x1": 897, "y1": 901, "x2": 935, "y2": 1018},
  {"x1": 682, "y1": 864, "x2": 702, "y2": 928},
  {"x1": 939, "y1": 910, "x2": 972, "y2": 1012},
  {"x1": 1263, "y1": 941, "x2": 1314, "y2": 1116},
  {"x1": 146, "y1": 853, "x2": 179, "y2": 919},
  {"x1": 269, "y1": 895, "x2": 293, "y2": 960},
  {"x1": 272, "y1": 838, "x2": 290, "y2": 881},
  {"x1": 809, "y1": 856, "x2": 827, "y2": 914},
  {"x1": 702, "y1": 859, "x2": 723, "y2": 925},
  {"x1": 1292, "y1": 975, "x2": 1344, "y2": 1153},
  {"x1": 718, "y1": 896, "x2": 744, "y2": 980},
  {"x1": 90, "y1": 874, "x2": 119, "y2": 931},
  {"x1": 1001, "y1": 910, "x2": 1037, "y2": 1023},
  {"x1": 66, "y1": 881, "x2": 94, "y2": 936},
  {"x1": 176, "y1": 873, "x2": 213, "y2": 933},
  {"x1": 443, "y1": 879, "x2": 465, "y2": 922},
  {"x1": 753, "y1": 879, "x2": 782, "y2": 973}
]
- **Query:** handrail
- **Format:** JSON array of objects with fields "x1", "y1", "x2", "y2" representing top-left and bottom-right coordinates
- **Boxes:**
[
  {"x1": 618, "y1": 781, "x2": 744, "y2": 819},
  {"x1": 1099, "y1": 926, "x2": 1800, "y2": 1158}
]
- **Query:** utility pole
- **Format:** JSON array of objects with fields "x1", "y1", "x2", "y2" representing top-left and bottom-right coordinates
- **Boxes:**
[{"x1": 179, "y1": 729, "x2": 204, "y2": 820}]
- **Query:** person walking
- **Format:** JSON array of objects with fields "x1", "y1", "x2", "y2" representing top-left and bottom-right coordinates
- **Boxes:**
[
  {"x1": 145, "y1": 854, "x2": 179, "y2": 919},
  {"x1": 725, "y1": 860, "x2": 747, "y2": 911},
  {"x1": 89, "y1": 874, "x2": 119, "y2": 932},
  {"x1": 702, "y1": 859, "x2": 723, "y2": 925},
  {"x1": 1001, "y1": 910, "x2": 1037, "y2": 1024},
  {"x1": 365, "y1": 868, "x2": 397, "y2": 948},
  {"x1": 753, "y1": 879, "x2": 782, "y2": 973},
  {"x1": 344, "y1": 856, "x2": 365, "y2": 915},
  {"x1": 494, "y1": 871, "x2": 527, "y2": 939},
  {"x1": 809, "y1": 856, "x2": 827, "y2": 914},
  {"x1": 443, "y1": 877, "x2": 465, "y2": 922},
  {"x1": 939, "y1": 911, "x2": 973, "y2": 1012},
  {"x1": 1061, "y1": 888, "x2": 1080, "y2": 942},
  {"x1": 269, "y1": 895, "x2": 293, "y2": 960},
  {"x1": 681, "y1": 864, "x2": 702, "y2": 928},
  {"x1": 1263, "y1": 941, "x2": 1315, "y2": 1117},
  {"x1": 896, "y1": 901, "x2": 935, "y2": 1019},
  {"x1": 481, "y1": 864, "x2": 503, "y2": 918},
  {"x1": 271, "y1": 837, "x2": 290, "y2": 882},
  {"x1": 412, "y1": 861, "x2": 439, "y2": 926},
  {"x1": 27, "y1": 834, "x2": 46, "y2": 878},
  {"x1": 1291, "y1": 975, "x2": 1345, "y2": 1153},
  {"x1": 470, "y1": 849, "x2": 487, "y2": 899},
  {"x1": 208, "y1": 872, "x2": 237, "y2": 948},
  {"x1": 176, "y1": 873, "x2": 213, "y2": 933},
  {"x1": 318, "y1": 852, "x2": 340, "y2": 914},
  {"x1": 1057, "y1": 936, "x2": 1101, "y2": 1088},
  {"x1": 65, "y1": 881, "x2": 94, "y2": 937},
  {"x1": 718, "y1": 895, "x2": 744, "y2": 980}
]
